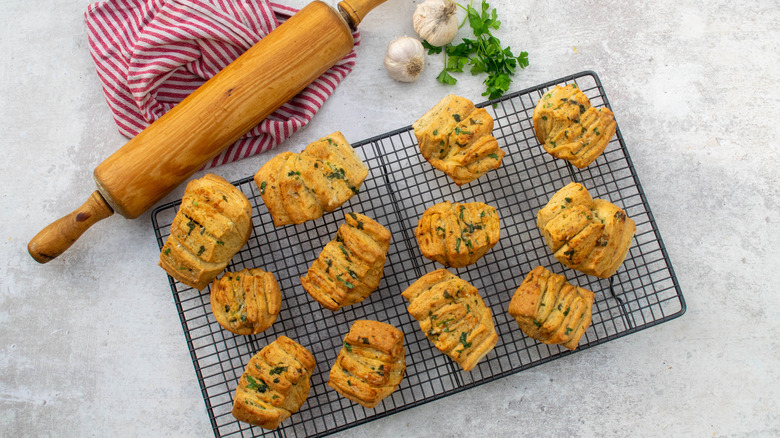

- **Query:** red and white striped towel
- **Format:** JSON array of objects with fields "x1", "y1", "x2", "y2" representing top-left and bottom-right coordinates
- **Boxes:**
[{"x1": 85, "y1": 0, "x2": 360, "y2": 169}]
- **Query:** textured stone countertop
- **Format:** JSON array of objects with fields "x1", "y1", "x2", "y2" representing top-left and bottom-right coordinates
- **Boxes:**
[{"x1": 2, "y1": 0, "x2": 778, "y2": 436}]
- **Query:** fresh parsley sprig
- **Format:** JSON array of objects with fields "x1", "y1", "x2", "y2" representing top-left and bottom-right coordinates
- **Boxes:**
[{"x1": 422, "y1": 0, "x2": 529, "y2": 100}]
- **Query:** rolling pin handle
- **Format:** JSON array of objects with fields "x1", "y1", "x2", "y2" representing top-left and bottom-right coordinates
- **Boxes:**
[
  {"x1": 337, "y1": 0, "x2": 388, "y2": 29},
  {"x1": 28, "y1": 191, "x2": 114, "y2": 264}
]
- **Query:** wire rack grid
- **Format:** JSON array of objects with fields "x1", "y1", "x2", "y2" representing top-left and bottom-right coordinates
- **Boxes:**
[{"x1": 152, "y1": 71, "x2": 685, "y2": 438}]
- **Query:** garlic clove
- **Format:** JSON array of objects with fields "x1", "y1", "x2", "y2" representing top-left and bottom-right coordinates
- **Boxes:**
[
  {"x1": 384, "y1": 36, "x2": 426, "y2": 83},
  {"x1": 413, "y1": 0, "x2": 459, "y2": 47}
]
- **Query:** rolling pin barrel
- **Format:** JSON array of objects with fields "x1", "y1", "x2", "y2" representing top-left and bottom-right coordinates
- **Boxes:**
[
  {"x1": 28, "y1": 0, "x2": 388, "y2": 264},
  {"x1": 94, "y1": 0, "x2": 356, "y2": 219}
]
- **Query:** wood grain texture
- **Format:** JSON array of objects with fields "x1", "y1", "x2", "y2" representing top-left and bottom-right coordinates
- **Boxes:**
[
  {"x1": 338, "y1": 0, "x2": 389, "y2": 28},
  {"x1": 27, "y1": 191, "x2": 114, "y2": 263},
  {"x1": 93, "y1": 1, "x2": 354, "y2": 218}
]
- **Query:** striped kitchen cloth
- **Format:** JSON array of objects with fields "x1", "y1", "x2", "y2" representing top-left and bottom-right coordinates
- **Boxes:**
[{"x1": 85, "y1": 0, "x2": 360, "y2": 169}]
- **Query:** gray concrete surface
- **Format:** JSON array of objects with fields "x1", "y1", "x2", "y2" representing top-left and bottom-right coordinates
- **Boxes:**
[{"x1": 2, "y1": 0, "x2": 778, "y2": 436}]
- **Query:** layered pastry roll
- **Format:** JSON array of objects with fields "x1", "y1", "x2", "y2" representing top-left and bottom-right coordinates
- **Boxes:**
[
  {"x1": 232, "y1": 336, "x2": 316, "y2": 430},
  {"x1": 301, "y1": 213, "x2": 391, "y2": 311},
  {"x1": 508, "y1": 266, "x2": 595, "y2": 351},
  {"x1": 210, "y1": 268, "x2": 281, "y2": 335},
  {"x1": 537, "y1": 182, "x2": 636, "y2": 278},
  {"x1": 159, "y1": 174, "x2": 253, "y2": 290},
  {"x1": 415, "y1": 200, "x2": 500, "y2": 268},
  {"x1": 401, "y1": 269, "x2": 498, "y2": 371},
  {"x1": 254, "y1": 132, "x2": 368, "y2": 226},
  {"x1": 532, "y1": 83, "x2": 617, "y2": 168},
  {"x1": 413, "y1": 95, "x2": 505, "y2": 185},
  {"x1": 328, "y1": 320, "x2": 406, "y2": 408}
]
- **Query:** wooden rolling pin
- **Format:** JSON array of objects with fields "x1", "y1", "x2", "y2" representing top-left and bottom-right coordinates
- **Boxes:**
[{"x1": 28, "y1": 0, "x2": 388, "y2": 264}]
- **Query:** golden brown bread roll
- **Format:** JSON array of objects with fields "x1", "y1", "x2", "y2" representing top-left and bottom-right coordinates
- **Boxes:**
[
  {"x1": 253, "y1": 132, "x2": 368, "y2": 226},
  {"x1": 508, "y1": 266, "x2": 595, "y2": 351},
  {"x1": 537, "y1": 182, "x2": 636, "y2": 278},
  {"x1": 413, "y1": 95, "x2": 505, "y2": 186},
  {"x1": 328, "y1": 320, "x2": 406, "y2": 408},
  {"x1": 232, "y1": 336, "x2": 316, "y2": 430},
  {"x1": 159, "y1": 174, "x2": 253, "y2": 290},
  {"x1": 401, "y1": 269, "x2": 498, "y2": 371},
  {"x1": 301, "y1": 213, "x2": 391, "y2": 311},
  {"x1": 210, "y1": 268, "x2": 281, "y2": 335},
  {"x1": 532, "y1": 84, "x2": 617, "y2": 168},
  {"x1": 415, "y1": 200, "x2": 500, "y2": 268}
]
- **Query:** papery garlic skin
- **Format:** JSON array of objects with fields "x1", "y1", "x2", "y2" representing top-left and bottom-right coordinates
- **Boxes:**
[
  {"x1": 384, "y1": 36, "x2": 426, "y2": 83},
  {"x1": 413, "y1": 0, "x2": 459, "y2": 47}
]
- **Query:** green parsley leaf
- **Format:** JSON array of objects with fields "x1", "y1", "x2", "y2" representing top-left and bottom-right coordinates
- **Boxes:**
[
  {"x1": 422, "y1": 40, "x2": 443, "y2": 55},
  {"x1": 436, "y1": 69, "x2": 458, "y2": 85},
  {"x1": 245, "y1": 376, "x2": 268, "y2": 393},
  {"x1": 459, "y1": 332, "x2": 473, "y2": 348},
  {"x1": 336, "y1": 274, "x2": 354, "y2": 289},
  {"x1": 269, "y1": 366, "x2": 288, "y2": 375},
  {"x1": 431, "y1": 0, "x2": 529, "y2": 100}
]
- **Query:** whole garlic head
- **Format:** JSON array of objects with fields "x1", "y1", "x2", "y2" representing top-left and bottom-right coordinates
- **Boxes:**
[
  {"x1": 413, "y1": 0, "x2": 459, "y2": 47},
  {"x1": 384, "y1": 36, "x2": 426, "y2": 83}
]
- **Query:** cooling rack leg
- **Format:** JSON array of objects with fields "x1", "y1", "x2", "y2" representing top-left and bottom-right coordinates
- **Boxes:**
[{"x1": 609, "y1": 276, "x2": 635, "y2": 330}]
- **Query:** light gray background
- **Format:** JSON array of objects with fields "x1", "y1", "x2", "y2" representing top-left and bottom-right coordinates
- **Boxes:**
[{"x1": 2, "y1": 0, "x2": 778, "y2": 436}]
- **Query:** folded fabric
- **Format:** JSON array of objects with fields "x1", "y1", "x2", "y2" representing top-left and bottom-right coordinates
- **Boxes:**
[{"x1": 85, "y1": 0, "x2": 360, "y2": 169}]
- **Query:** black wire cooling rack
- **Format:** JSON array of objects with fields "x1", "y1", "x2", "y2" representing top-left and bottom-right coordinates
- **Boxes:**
[{"x1": 152, "y1": 71, "x2": 686, "y2": 438}]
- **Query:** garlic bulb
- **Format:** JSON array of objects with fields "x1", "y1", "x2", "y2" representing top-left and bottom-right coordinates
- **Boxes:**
[
  {"x1": 384, "y1": 36, "x2": 426, "y2": 83},
  {"x1": 413, "y1": 0, "x2": 459, "y2": 47}
]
